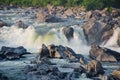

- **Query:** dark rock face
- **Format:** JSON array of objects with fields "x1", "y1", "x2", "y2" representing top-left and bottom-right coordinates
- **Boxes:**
[
  {"x1": 85, "y1": 60, "x2": 104, "y2": 78},
  {"x1": 82, "y1": 18, "x2": 114, "y2": 45},
  {"x1": 37, "y1": 44, "x2": 84, "y2": 62},
  {"x1": 0, "y1": 46, "x2": 30, "y2": 60},
  {"x1": 62, "y1": 27, "x2": 74, "y2": 41},
  {"x1": 25, "y1": 57, "x2": 86, "y2": 80},
  {"x1": 0, "y1": 20, "x2": 7, "y2": 27},
  {"x1": 15, "y1": 20, "x2": 28, "y2": 29},
  {"x1": 89, "y1": 45, "x2": 120, "y2": 62}
]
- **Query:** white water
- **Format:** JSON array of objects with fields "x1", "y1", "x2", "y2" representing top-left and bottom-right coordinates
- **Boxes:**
[{"x1": 0, "y1": 9, "x2": 90, "y2": 54}]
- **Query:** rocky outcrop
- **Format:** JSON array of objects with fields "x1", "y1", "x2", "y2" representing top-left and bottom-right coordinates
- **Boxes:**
[
  {"x1": 0, "y1": 46, "x2": 30, "y2": 60},
  {"x1": 82, "y1": 18, "x2": 115, "y2": 45},
  {"x1": 89, "y1": 45, "x2": 120, "y2": 62},
  {"x1": 37, "y1": 44, "x2": 84, "y2": 63},
  {"x1": 85, "y1": 60, "x2": 104, "y2": 78},
  {"x1": 36, "y1": 10, "x2": 63, "y2": 23},
  {"x1": 15, "y1": 20, "x2": 28, "y2": 29},
  {"x1": 62, "y1": 27, "x2": 74, "y2": 41},
  {"x1": 0, "y1": 20, "x2": 7, "y2": 27},
  {"x1": 83, "y1": 8, "x2": 120, "y2": 45},
  {"x1": 25, "y1": 57, "x2": 87, "y2": 80}
]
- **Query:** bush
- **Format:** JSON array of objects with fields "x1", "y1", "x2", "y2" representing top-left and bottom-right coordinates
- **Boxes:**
[{"x1": 0, "y1": 0, "x2": 119, "y2": 10}]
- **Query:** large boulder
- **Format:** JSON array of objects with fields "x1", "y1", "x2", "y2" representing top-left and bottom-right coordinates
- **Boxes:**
[
  {"x1": 37, "y1": 44, "x2": 84, "y2": 62},
  {"x1": 89, "y1": 45, "x2": 120, "y2": 62},
  {"x1": 62, "y1": 27, "x2": 74, "y2": 41},
  {"x1": 85, "y1": 60, "x2": 104, "y2": 78},
  {"x1": 82, "y1": 19, "x2": 114, "y2": 45},
  {"x1": 0, "y1": 46, "x2": 30, "y2": 60}
]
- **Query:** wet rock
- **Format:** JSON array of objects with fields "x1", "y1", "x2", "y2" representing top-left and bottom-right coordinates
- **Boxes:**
[
  {"x1": 82, "y1": 19, "x2": 114, "y2": 45},
  {"x1": 89, "y1": 45, "x2": 120, "y2": 62},
  {"x1": 37, "y1": 11, "x2": 63, "y2": 23},
  {"x1": 109, "y1": 69, "x2": 120, "y2": 80},
  {"x1": 0, "y1": 20, "x2": 7, "y2": 27},
  {"x1": 15, "y1": 20, "x2": 28, "y2": 29},
  {"x1": 38, "y1": 44, "x2": 50, "y2": 59},
  {"x1": 0, "y1": 46, "x2": 30, "y2": 60},
  {"x1": 85, "y1": 60, "x2": 104, "y2": 78},
  {"x1": 25, "y1": 63, "x2": 65, "y2": 80},
  {"x1": 37, "y1": 44, "x2": 84, "y2": 62},
  {"x1": 62, "y1": 27, "x2": 74, "y2": 41}
]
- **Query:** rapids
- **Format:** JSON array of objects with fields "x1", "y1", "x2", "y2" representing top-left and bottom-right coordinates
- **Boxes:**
[{"x1": 0, "y1": 8, "x2": 90, "y2": 54}]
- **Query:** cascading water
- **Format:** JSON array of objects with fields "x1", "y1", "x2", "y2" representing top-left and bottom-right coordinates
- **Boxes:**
[
  {"x1": 0, "y1": 24, "x2": 90, "y2": 54},
  {"x1": 0, "y1": 8, "x2": 90, "y2": 54}
]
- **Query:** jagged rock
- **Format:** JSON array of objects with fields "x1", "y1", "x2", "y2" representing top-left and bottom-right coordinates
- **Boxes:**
[
  {"x1": 0, "y1": 46, "x2": 30, "y2": 60},
  {"x1": 109, "y1": 69, "x2": 120, "y2": 80},
  {"x1": 15, "y1": 20, "x2": 28, "y2": 29},
  {"x1": 25, "y1": 63, "x2": 66, "y2": 80},
  {"x1": 62, "y1": 27, "x2": 74, "y2": 41},
  {"x1": 37, "y1": 44, "x2": 84, "y2": 62},
  {"x1": 82, "y1": 19, "x2": 114, "y2": 45},
  {"x1": 0, "y1": 20, "x2": 7, "y2": 27},
  {"x1": 85, "y1": 60, "x2": 104, "y2": 78},
  {"x1": 89, "y1": 45, "x2": 120, "y2": 62}
]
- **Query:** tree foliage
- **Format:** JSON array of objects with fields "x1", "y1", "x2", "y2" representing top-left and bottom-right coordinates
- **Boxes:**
[{"x1": 0, "y1": 0, "x2": 120, "y2": 10}]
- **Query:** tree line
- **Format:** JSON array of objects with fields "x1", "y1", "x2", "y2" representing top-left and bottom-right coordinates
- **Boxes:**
[{"x1": 0, "y1": 0, "x2": 120, "y2": 10}]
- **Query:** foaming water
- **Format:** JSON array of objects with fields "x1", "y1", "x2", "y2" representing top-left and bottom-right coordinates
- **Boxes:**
[
  {"x1": 0, "y1": 9, "x2": 90, "y2": 54},
  {"x1": 0, "y1": 25, "x2": 90, "y2": 54}
]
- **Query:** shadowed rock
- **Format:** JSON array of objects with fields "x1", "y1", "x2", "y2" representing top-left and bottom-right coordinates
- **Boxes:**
[
  {"x1": 37, "y1": 44, "x2": 84, "y2": 62},
  {"x1": 85, "y1": 60, "x2": 104, "y2": 78},
  {"x1": 0, "y1": 46, "x2": 30, "y2": 60},
  {"x1": 15, "y1": 20, "x2": 28, "y2": 29},
  {"x1": 89, "y1": 45, "x2": 120, "y2": 62},
  {"x1": 62, "y1": 27, "x2": 74, "y2": 41}
]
